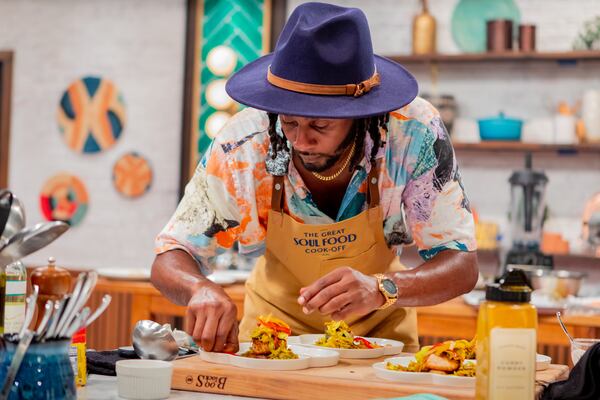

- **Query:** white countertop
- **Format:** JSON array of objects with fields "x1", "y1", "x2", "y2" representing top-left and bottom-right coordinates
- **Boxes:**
[{"x1": 78, "y1": 375, "x2": 261, "y2": 400}]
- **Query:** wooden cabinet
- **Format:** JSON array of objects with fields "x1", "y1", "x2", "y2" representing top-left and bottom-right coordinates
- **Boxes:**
[
  {"x1": 87, "y1": 278, "x2": 600, "y2": 366},
  {"x1": 87, "y1": 278, "x2": 244, "y2": 351}
]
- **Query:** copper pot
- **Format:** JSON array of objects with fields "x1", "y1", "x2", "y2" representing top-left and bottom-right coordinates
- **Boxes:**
[
  {"x1": 487, "y1": 20, "x2": 513, "y2": 52},
  {"x1": 519, "y1": 24, "x2": 536, "y2": 52}
]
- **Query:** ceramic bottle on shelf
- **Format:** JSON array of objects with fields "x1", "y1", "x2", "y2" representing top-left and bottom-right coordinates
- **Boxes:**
[
  {"x1": 412, "y1": 0, "x2": 436, "y2": 55},
  {"x1": 554, "y1": 102, "x2": 577, "y2": 144}
]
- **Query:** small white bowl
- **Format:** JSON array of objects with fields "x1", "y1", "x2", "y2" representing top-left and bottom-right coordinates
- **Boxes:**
[
  {"x1": 116, "y1": 359, "x2": 173, "y2": 400},
  {"x1": 536, "y1": 354, "x2": 552, "y2": 371}
]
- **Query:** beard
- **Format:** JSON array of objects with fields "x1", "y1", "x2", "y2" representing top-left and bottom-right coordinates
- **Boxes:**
[
  {"x1": 294, "y1": 128, "x2": 356, "y2": 173},
  {"x1": 296, "y1": 150, "x2": 344, "y2": 172}
]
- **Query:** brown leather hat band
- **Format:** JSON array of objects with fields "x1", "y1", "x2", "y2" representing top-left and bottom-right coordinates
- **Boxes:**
[{"x1": 267, "y1": 66, "x2": 380, "y2": 97}]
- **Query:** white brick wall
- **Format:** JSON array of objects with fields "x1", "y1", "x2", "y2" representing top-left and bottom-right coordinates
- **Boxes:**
[
  {"x1": 288, "y1": 0, "x2": 600, "y2": 250},
  {"x1": 1, "y1": 0, "x2": 598, "y2": 271},
  {"x1": 0, "y1": 0, "x2": 186, "y2": 270},
  {"x1": 288, "y1": 0, "x2": 600, "y2": 53}
]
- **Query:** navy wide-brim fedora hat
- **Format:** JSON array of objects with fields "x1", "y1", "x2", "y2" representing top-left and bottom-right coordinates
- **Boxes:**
[{"x1": 225, "y1": 2, "x2": 418, "y2": 119}]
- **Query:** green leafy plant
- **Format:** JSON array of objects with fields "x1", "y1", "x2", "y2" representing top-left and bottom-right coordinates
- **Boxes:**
[{"x1": 573, "y1": 16, "x2": 600, "y2": 50}]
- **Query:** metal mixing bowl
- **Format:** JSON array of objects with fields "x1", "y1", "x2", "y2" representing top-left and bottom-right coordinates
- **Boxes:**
[
  {"x1": 531, "y1": 269, "x2": 585, "y2": 299},
  {"x1": 507, "y1": 264, "x2": 586, "y2": 299}
]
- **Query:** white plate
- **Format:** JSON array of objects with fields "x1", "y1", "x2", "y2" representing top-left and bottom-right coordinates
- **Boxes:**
[
  {"x1": 206, "y1": 273, "x2": 236, "y2": 285},
  {"x1": 97, "y1": 268, "x2": 150, "y2": 281},
  {"x1": 374, "y1": 353, "x2": 550, "y2": 384},
  {"x1": 289, "y1": 334, "x2": 403, "y2": 359},
  {"x1": 373, "y1": 356, "x2": 476, "y2": 388},
  {"x1": 207, "y1": 270, "x2": 251, "y2": 284},
  {"x1": 199, "y1": 343, "x2": 339, "y2": 371},
  {"x1": 537, "y1": 354, "x2": 551, "y2": 371}
]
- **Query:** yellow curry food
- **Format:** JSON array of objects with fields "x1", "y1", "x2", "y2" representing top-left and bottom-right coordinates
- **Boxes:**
[
  {"x1": 241, "y1": 315, "x2": 299, "y2": 360},
  {"x1": 314, "y1": 320, "x2": 381, "y2": 350},
  {"x1": 386, "y1": 338, "x2": 476, "y2": 377}
]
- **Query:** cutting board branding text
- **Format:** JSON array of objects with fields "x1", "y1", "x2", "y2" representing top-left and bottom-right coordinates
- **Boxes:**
[{"x1": 186, "y1": 374, "x2": 228, "y2": 390}]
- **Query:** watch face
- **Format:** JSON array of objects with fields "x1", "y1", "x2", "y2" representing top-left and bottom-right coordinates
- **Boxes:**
[{"x1": 382, "y1": 279, "x2": 398, "y2": 295}]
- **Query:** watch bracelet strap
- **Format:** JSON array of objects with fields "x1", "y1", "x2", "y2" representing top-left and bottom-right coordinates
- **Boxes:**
[
  {"x1": 373, "y1": 273, "x2": 398, "y2": 310},
  {"x1": 377, "y1": 297, "x2": 397, "y2": 310}
]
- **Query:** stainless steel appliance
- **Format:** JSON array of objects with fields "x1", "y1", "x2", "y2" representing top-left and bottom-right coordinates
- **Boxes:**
[{"x1": 504, "y1": 153, "x2": 554, "y2": 268}]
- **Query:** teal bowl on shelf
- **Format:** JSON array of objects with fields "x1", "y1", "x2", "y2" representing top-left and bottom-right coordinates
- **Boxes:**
[
  {"x1": 478, "y1": 112, "x2": 523, "y2": 141},
  {"x1": 451, "y1": 0, "x2": 521, "y2": 53}
]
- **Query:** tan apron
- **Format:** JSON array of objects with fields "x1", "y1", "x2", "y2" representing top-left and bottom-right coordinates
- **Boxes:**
[{"x1": 240, "y1": 165, "x2": 419, "y2": 352}]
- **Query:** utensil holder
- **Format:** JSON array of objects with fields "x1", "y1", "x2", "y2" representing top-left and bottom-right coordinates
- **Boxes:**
[{"x1": 0, "y1": 339, "x2": 76, "y2": 400}]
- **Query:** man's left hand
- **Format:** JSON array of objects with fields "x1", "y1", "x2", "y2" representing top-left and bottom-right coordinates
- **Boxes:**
[{"x1": 297, "y1": 267, "x2": 385, "y2": 320}]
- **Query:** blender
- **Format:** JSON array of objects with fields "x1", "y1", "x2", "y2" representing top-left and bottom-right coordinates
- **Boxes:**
[{"x1": 504, "y1": 153, "x2": 554, "y2": 269}]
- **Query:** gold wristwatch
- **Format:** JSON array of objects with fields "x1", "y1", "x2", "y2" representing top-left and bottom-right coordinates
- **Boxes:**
[{"x1": 373, "y1": 273, "x2": 398, "y2": 310}]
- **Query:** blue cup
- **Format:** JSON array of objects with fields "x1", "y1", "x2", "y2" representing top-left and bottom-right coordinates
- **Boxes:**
[{"x1": 0, "y1": 339, "x2": 76, "y2": 400}]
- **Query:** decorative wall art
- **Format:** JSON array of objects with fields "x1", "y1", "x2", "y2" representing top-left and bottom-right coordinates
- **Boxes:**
[
  {"x1": 57, "y1": 76, "x2": 126, "y2": 154},
  {"x1": 451, "y1": 0, "x2": 520, "y2": 53},
  {"x1": 40, "y1": 173, "x2": 89, "y2": 226},
  {"x1": 180, "y1": 0, "x2": 285, "y2": 194},
  {"x1": 112, "y1": 152, "x2": 153, "y2": 198}
]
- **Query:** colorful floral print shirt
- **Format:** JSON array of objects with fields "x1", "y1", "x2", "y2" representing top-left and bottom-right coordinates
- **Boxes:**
[{"x1": 155, "y1": 97, "x2": 476, "y2": 271}]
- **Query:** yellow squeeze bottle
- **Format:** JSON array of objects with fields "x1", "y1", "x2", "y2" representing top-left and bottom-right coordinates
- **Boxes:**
[
  {"x1": 476, "y1": 269, "x2": 537, "y2": 399},
  {"x1": 70, "y1": 328, "x2": 87, "y2": 386}
]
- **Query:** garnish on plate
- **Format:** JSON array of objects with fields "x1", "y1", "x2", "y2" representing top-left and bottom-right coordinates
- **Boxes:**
[
  {"x1": 241, "y1": 315, "x2": 298, "y2": 359},
  {"x1": 314, "y1": 320, "x2": 381, "y2": 349},
  {"x1": 386, "y1": 338, "x2": 476, "y2": 377}
]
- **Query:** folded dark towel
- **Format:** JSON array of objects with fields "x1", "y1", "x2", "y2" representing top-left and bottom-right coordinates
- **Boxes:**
[
  {"x1": 541, "y1": 342, "x2": 600, "y2": 400},
  {"x1": 86, "y1": 348, "x2": 194, "y2": 375},
  {"x1": 86, "y1": 350, "x2": 138, "y2": 376}
]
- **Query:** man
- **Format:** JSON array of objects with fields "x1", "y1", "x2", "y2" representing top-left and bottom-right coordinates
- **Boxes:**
[{"x1": 152, "y1": 2, "x2": 477, "y2": 354}]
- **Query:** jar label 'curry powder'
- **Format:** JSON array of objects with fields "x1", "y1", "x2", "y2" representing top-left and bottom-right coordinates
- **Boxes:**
[{"x1": 489, "y1": 328, "x2": 536, "y2": 399}]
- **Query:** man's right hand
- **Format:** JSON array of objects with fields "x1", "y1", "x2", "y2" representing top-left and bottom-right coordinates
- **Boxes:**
[{"x1": 185, "y1": 282, "x2": 239, "y2": 353}]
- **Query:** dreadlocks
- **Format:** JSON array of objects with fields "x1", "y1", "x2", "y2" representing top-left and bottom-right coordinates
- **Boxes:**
[{"x1": 266, "y1": 113, "x2": 389, "y2": 173}]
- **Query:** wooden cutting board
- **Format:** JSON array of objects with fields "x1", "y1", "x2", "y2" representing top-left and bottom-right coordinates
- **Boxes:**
[{"x1": 171, "y1": 355, "x2": 569, "y2": 400}]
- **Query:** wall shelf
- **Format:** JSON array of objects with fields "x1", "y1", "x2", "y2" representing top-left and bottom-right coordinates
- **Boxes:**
[
  {"x1": 452, "y1": 141, "x2": 600, "y2": 154},
  {"x1": 386, "y1": 51, "x2": 600, "y2": 64}
]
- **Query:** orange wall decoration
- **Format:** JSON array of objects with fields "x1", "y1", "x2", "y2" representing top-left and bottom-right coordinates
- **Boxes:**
[{"x1": 112, "y1": 152, "x2": 153, "y2": 198}]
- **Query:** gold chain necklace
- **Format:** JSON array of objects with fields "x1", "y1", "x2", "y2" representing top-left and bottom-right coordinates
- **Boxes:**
[{"x1": 310, "y1": 141, "x2": 356, "y2": 181}]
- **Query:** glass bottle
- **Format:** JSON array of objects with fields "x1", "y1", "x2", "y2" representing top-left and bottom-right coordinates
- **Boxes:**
[
  {"x1": 3, "y1": 260, "x2": 27, "y2": 334},
  {"x1": 476, "y1": 269, "x2": 538, "y2": 399}
]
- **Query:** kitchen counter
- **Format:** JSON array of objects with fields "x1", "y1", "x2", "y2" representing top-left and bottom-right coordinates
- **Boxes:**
[
  {"x1": 80, "y1": 361, "x2": 569, "y2": 400},
  {"x1": 78, "y1": 375, "x2": 253, "y2": 400}
]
